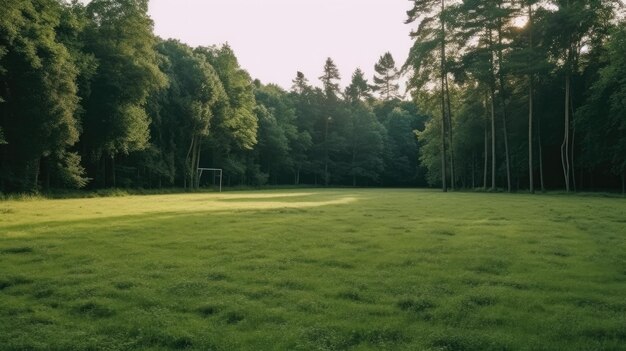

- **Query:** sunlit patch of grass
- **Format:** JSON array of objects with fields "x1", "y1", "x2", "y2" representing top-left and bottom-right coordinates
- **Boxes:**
[{"x1": 1, "y1": 189, "x2": 625, "y2": 349}]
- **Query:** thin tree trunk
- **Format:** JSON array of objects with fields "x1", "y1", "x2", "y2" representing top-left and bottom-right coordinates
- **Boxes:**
[
  {"x1": 490, "y1": 90, "x2": 496, "y2": 191},
  {"x1": 502, "y1": 110, "x2": 512, "y2": 192},
  {"x1": 496, "y1": 16, "x2": 511, "y2": 192},
  {"x1": 440, "y1": 0, "x2": 448, "y2": 192},
  {"x1": 352, "y1": 146, "x2": 357, "y2": 187},
  {"x1": 528, "y1": 3, "x2": 534, "y2": 193},
  {"x1": 528, "y1": 77, "x2": 534, "y2": 193},
  {"x1": 561, "y1": 74, "x2": 571, "y2": 192},
  {"x1": 101, "y1": 155, "x2": 106, "y2": 188},
  {"x1": 195, "y1": 139, "x2": 202, "y2": 188},
  {"x1": 111, "y1": 154, "x2": 116, "y2": 188},
  {"x1": 571, "y1": 125, "x2": 576, "y2": 192},
  {"x1": 570, "y1": 93, "x2": 577, "y2": 191},
  {"x1": 44, "y1": 157, "x2": 50, "y2": 190},
  {"x1": 472, "y1": 151, "x2": 476, "y2": 189},
  {"x1": 483, "y1": 112, "x2": 488, "y2": 189},
  {"x1": 33, "y1": 157, "x2": 41, "y2": 191},
  {"x1": 538, "y1": 111, "x2": 545, "y2": 192},
  {"x1": 445, "y1": 73, "x2": 455, "y2": 191},
  {"x1": 483, "y1": 94, "x2": 489, "y2": 190},
  {"x1": 488, "y1": 28, "x2": 497, "y2": 191},
  {"x1": 185, "y1": 135, "x2": 195, "y2": 189}
]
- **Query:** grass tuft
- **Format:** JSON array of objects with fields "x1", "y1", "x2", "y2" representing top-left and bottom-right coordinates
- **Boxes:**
[
  {"x1": 2, "y1": 246, "x2": 33, "y2": 254},
  {"x1": 72, "y1": 302, "x2": 115, "y2": 318}
]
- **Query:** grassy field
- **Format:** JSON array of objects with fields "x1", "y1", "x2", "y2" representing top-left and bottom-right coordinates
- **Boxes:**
[{"x1": 1, "y1": 189, "x2": 625, "y2": 350}]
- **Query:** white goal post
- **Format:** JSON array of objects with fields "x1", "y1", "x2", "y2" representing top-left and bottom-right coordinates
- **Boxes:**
[{"x1": 197, "y1": 168, "x2": 223, "y2": 192}]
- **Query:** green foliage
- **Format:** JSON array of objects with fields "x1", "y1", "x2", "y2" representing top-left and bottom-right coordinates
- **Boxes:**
[
  {"x1": 198, "y1": 44, "x2": 258, "y2": 151},
  {"x1": 149, "y1": 39, "x2": 226, "y2": 187},
  {"x1": 380, "y1": 106, "x2": 425, "y2": 186},
  {"x1": 1, "y1": 0, "x2": 624, "y2": 193},
  {"x1": 319, "y1": 57, "x2": 341, "y2": 99},
  {"x1": 576, "y1": 23, "x2": 626, "y2": 175},
  {"x1": 373, "y1": 52, "x2": 401, "y2": 100},
  {"x1": 346, "y1": 103, "x2": 385, "y2": 185},
  {"x1": 291, "y1": 71, "x2": 310, "y2": 94},
  {"x1": 82, "y1": 0, "x2": 167, "y2": 157},
  {"x1": 416, "y1": 115, "x2": 444, "y2": 186},
  {"x1": 52, "y1": 151, "x2": 89, "y2": 189},
  {"x1": 0, "y1": 0, "x2": 82, "y2": 191},
  {"x1": 345, "y1": 68, "x2": 373, "y2": 103}
]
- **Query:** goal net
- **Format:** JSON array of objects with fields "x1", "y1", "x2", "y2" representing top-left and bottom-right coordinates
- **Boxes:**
[{"x1": 197, "y1": 168, "x2": 223, "y2": 192}]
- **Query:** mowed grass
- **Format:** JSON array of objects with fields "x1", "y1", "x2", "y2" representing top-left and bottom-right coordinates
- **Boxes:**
[{"x1": 1, "y1": 189, "x2": 625, "y2": 351}]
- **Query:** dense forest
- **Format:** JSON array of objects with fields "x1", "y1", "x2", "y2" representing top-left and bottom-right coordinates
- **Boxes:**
[{"x1": 0, "y1": 0, "x2": 624, "y2": 193}]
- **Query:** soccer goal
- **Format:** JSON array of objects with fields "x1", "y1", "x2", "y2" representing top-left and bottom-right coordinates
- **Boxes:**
[{"x1": 197, "y1": 168, "x2": 223, "y2": 192}]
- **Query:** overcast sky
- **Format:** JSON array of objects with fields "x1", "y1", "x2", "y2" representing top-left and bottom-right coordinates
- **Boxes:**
[{"x1": 148, "y1": 0, "x2": 414, "y2": 91}]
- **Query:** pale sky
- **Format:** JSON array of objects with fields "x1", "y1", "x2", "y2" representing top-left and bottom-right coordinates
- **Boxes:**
[{"x1": 148, "y1": 0, "x2": 415, "y2": 91}]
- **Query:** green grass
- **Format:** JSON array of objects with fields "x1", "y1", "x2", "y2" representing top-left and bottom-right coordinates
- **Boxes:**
[{"x1": 1, "y1": 189, "x2": 625, "y2": 350}]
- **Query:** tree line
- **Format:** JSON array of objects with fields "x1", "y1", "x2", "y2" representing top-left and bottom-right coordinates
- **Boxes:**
[
  {"x1": 0, "y1": 0, "x2": 426, "y2": 193},
  {"x1": 406, "y1": 0, "x2": 625, "y2": 193},
  {"x1": 1, "y1": 0, "x2": 624, "y2": 194}
]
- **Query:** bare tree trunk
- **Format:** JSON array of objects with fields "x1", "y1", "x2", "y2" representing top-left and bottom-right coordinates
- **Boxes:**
[
  {"x1": 352, "y1": 146, "x2": 357, "y2": 187},
  {"x1": 33, "y1": 157, "x2": 41, "y2": 191},
  {"x1": 185, "y1": 135, "x2": 195, "y2": 189},
  {"x1": 472, "y1": 151, "x2": 476, "y2": 189},
  {"x1": 445, "y1": 74, "x2": 455, "y2": 190},
  {"x1": 111, "y1": 154, "x2": 116, "y2": 188},
  {"x1": 101, "y1": 155, "x2": 106, "y2": 188},
  {"x1": 488, "y1": 28, "x2": 497, "y2": 191},
  {"x1": 483, "y1": 95, "x2": 489, "y2": 190},
  {"x1": 561, "y1": 74, "x2": 571, "y2": 192},
  {"x1": 528, "y1": 3, "x2": 534, "y2": 193},
  {"x1": 570, "y1": 93, "x2": 577, "y2": 191},
  {"x1": 483, "y1": 114, "x2": 488, "y2": 189},
  {"x1": 622, "y1": 169, "x2": 625, "y2": 195},
  {"x1": 497, "y1": 17, "x2": 511, "y2": 192},
  {"x1": 528, "y1": 77, "x2": 534, "y2": 193},
  {"x1": 502, "y1": 110, "x2": 512, "y2": 192},
  {"x1": 538, "y1": 111, "x2": 545, "y2": 192},
  {"x1": 195, "y1": 139, "x2": 202, "y2": 188},
  {"x1": 440, "y1": 0, "x2": 448, "y2": 192},
  {"x1": 571, "y1": 125, "x2": 576, "y2": 192},
  {"x1": 490, "y1": 90, "x2": 496, "y2": 191}
]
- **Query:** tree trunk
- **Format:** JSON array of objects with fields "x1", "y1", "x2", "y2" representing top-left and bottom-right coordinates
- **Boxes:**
[
  {"x1": 33, "y1": 157, "x2": 41, "y2": 189},
  {"x1": 440, "y1": 0, "x2": 448, "y2": 192},
  {"x1": 445, "y1": 73, "x2": 455, "y2": 191},
  {"x1": 111, "y1": 154, "x2": 116, "y2": 188},
  {"x1": 561, "y1": 74, "x2": 571, "y2": 192},
  {"x1": 502, "y1": 110, "x2": 512, "y2": 192},
  {"x1": 185, "y1": 135, "x2": 195, "y2": 189},
  {"x1": 490, "y1": 90, "x2": 496, "y2": 191},
  {"x1": 483, "y1": 95, "x2": 489, "y2": 189},
  {"x1": 195, "y1": 139, "x2": 202, "y2": 188},
  {"x1": 101, "y1": 155, "x2": 106, "y2": 188},
  {"x1": 497, "y1": 18, "x2": 511, "y2": 192},
  {"x1": 472, "y1": 151, "x2": 476, "y2": 189},
  {"x1": 44, "y1": 157, "x2": 50, "y2": 190},
  {"x1": 538, "y1": 111, "x2": 545, "y2": 192},
  {"x1": 528, "y1": 3, "x2": 534, "y2": 193},
  {"x1": 528, "y1": 76, "x2": 534, "y2": 193},
  {"x1": 571, "y1": 125, "x2": 576, "y2": 192}
]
